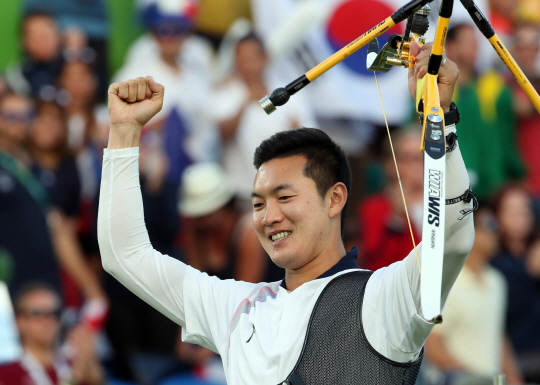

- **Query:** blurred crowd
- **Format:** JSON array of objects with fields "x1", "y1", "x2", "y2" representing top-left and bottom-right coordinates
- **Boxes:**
[{"x1": 0, "y1": 0, "x2": 540, "y2": 384}]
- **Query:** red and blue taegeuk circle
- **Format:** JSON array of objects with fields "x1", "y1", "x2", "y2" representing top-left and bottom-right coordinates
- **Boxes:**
[{"x1": 326, "y1": 0, "x2": 404, "y2": 77}]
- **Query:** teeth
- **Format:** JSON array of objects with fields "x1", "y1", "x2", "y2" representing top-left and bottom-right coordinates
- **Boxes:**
[{"x1": 271, "y1": 232, "x2": 291, "y2": 241}]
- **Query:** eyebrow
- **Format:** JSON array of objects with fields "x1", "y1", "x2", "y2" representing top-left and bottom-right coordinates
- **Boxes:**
[{"x1": 250, "y1": 183, "x2": 294, "y2": 199}]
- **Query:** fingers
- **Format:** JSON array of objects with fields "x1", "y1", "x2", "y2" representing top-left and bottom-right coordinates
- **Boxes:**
[
  {"x1": 137, "y1": 77, "x2": 147, "y2": 101},
  {"x1": 412, "y1": 43, "x2": 432, "y2": 79},
  {"x1": 411, "y1": 43, "x2": 458, "y2": 81},
  {"x1": 108, "y1": 77, "x2": 163, "y2": 103}
]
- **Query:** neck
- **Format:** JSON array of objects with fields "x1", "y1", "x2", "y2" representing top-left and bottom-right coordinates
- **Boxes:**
[
  {"x1": 161, "y1": 54, "x2": 180, "y2": 71},
  {"x1": 464, "y1": 251, "x2": 486, "y2": 275},
  {"x1": 25, "y1": 344, "x2": 55, "y2": 368},
  {"x1": 506, "y1": 239, "x2": 526, "y2": 257},
  {"x1": 66, "y1": 100, "x2": 88, "y2": 115},
  {"x1": 33, "y1": 149, "x2": 60, "y2": 170},
  {"x1": 285, "y1": 242, "x2": 347, "y2": 291},
  {"x1": 457, "y1": 66, "x2": 474, "y2": 86},
  {"x1": 0, "y1": 136, "x2": 17, "y2": 155}
]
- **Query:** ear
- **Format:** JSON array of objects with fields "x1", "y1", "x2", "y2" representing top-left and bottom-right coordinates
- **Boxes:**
[{"x1": 328, "y1": 182, "x2": 348, "y2": 220}]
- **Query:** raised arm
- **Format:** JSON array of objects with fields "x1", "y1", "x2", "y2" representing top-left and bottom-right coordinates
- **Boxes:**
[
  {"x1": 98, "y1": 77, "x2": 188, "y2": 325},
  {"x1": 362, "y1": 43, "x2": 475, "y2": 362}
]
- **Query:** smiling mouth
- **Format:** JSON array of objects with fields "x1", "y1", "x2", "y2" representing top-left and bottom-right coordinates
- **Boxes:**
[{"x1": 270, "y1": 231, "x2": 292, "y2": 242}]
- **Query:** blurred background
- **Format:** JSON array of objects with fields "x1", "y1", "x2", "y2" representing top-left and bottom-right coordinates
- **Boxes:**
[{"x1": 0, "y1": 0, "x2": 539, "y2": 384}]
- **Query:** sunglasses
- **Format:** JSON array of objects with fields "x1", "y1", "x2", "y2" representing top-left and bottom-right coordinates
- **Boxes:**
[
  {"x1": 0, "y1": 110, "x2": 35, "y2": 123},
  {"x1": 19, "y1": 307, "x2": 62, "y2": 319}
]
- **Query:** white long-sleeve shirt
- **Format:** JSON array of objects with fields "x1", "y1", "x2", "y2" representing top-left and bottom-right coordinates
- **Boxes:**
[{"x1": 98, "y1": 124, "x2": 474, "y2": 384}]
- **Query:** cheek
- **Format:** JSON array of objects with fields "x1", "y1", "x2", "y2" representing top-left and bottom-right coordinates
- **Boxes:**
[{"x1": 251, "y1": 211, "x2": 264, "y2": 236}]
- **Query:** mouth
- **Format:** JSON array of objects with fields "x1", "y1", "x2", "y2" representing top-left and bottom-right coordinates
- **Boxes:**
[{"x1": 269, "y1": 231, "x2": 292, "y2": 244}]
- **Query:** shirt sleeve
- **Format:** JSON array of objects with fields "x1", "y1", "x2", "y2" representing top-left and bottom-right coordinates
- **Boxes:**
[
  {"x1": 362, "y1": 124, "x2": 475, "y2": 362},
  {"x1": 97, "y1": 147, "x2": 188, "y2": 325},
  {"x1": 97, "y1": 148, "x2": 256, "y2": 353}
]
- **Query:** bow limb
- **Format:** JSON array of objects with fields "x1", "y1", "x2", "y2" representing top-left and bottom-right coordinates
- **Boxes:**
[{"x1": 418, "y1": 0, "x2": 454, "y2": 323}]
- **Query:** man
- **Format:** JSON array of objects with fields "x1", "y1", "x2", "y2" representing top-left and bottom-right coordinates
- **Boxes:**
[
  {"x1": 6, "y1": 11, "x2": 63, "y2": 98},
  {"x1": 0, "y1": 92, "x2": 105, "y2": 302},
  {"x1": 0, "y1": 283, "x2": 104, "y2": 385},
  {"x1": 98, "y1": 42, "x2": 474, "y2": 384},
  {"x1": 445, "y1": 23, "x2": 525, "y2": 202},
  {"x1": 215, "y1": 33, "x2": 316, "y2": 207}
]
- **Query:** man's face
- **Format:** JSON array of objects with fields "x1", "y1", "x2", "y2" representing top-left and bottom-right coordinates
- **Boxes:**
[
  {"x1": 23, "y1": 16, "x2": 61, "y2": 62},
  {"x1": 251, "y1": 156, "x2": 334, "y2": 270},
  {"x1": 16, "y1": 290, "x2": 62, "y2": 349},
  {"x1": 235, "y1": 40, "x2": 267, "y2": 82},
  {"x1": 446, "y1": 25, "x2": 478, "y2": 73},
  {"x1": 0, "y1": 95, "x2": 33, "y2": 145}
]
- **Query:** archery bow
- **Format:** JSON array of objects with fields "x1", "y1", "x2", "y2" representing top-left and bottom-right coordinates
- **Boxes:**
[
  {"x1": 367, "y1": 1, "x2": 451, "y2": 323},
  {"x1": 259, "y1": 0, "x2": 540, "y2": 324}
]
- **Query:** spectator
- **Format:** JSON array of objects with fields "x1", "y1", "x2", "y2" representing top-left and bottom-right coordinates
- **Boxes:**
[
  {"x1": 489, "y1": 0, "x2": 517, "y2": 38},
  {"x1": 446, "y1": 23, "x2": 525, "y2": 202},
  {"x1": 114, "y1": 2, "x2": 218, "y2": 164},
  {"x1": 0, "y1": 282, "x2": 104, "y2": 385},
  {"x1": 126, "y1": 0, "x2": 214, "y2": 78},
  {"x1": 6, "y1": 11, "x2": 64, "y2": 99},
  {"x1": 491, "y1": 185, "x2": 540, "y2": 383},
  {"x1": 0, "y1": 92, "x2": 60, "y2": 294},
  {"x1": 424, "y1": 208, "x2": 523, "y2": 385},
  {"x1": 0, "y1": 92, "x2": 106, "y2": 310},
  {"x1": 357, "y1": 128, "x2": 423, "y2": 270},
  {"x1": 28, "y1": 100, "x2": 107, "y2": 309},
  {"x1": 509, "y1": 23, "x2": 540, "y2": 224},
  {"x1": 24, "y1": 0, "x2": 109, "y2": 97},
  {"x1": 214, "y1": 33, "x2": 316, "y2": 207},
  {"x1": 57, "y1": 60, "x2": 107, "y2": 264}
]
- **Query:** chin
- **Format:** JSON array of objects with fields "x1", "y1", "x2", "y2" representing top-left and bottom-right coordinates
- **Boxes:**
[{"x1": 269, "y1": 251, "x2": 295, "y2": 269}]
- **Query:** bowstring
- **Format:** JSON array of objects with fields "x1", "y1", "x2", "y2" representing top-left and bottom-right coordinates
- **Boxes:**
[{"x1": 373, "y1": 71, "x2": 421, "y2": 273}]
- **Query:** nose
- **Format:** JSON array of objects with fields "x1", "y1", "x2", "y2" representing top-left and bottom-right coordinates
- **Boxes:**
[{"x1": 262, "y1": 201, "x2": 283, "y2": 227}]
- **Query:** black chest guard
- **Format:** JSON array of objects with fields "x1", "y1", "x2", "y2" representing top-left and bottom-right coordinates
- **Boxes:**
[{"x1": 280, "y1": 271, "x2": 423, "y2": 385}]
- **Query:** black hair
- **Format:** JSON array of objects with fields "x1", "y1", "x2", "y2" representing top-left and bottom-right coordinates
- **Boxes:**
[
  {"x1": 253, "y1": 127, "x2": 351, "y2": 231},
  {"x1": 447, "y1": 23, "x2": 473, "y2": 43},
  {"x1": 21, "y1": 9, "x2": 57, "y2": 33},
  {"x1": 0, "y1": 91, "x2": 32, "y2": 110},
  {"x1": 13, "y1": 281, "x2": 60, "y2": 314},
  {"x1": 237, "y1": 32, "x2": 266, "y2": 54}
]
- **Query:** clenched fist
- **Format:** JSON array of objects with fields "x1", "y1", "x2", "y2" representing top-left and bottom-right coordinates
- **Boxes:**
[
  {"x1": 408, "y1": 42, "x2": 459, "y2": 114},
  {"x1": 107, "y1": 76, "x2": 164, "y2": 149}
]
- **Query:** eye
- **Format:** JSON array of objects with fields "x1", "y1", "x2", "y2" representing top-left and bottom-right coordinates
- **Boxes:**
[
  {"x1": 253, "y1": 202, "x2": 264, "y2": 209},
  {"x1": 278, "y1": 196, "x2": 292, "y2": 201}
]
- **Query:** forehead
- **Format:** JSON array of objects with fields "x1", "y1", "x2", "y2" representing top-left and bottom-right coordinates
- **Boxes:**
[
  {"x1": 253, "y1": 155, "x2": 312, "y2": 194},
  {"x1": 19, "y1": 289, "x2": 59, "y2": 309},
  {"x1": 0, "y1": 95, "x2": 31, "y2": 111}
]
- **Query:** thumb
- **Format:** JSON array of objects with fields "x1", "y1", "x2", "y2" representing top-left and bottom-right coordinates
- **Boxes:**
[{"x1": 146, "y1": 76, "x2": 164, "y2": 98}]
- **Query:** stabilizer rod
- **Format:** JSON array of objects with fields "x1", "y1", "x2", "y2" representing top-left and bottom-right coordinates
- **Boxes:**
[
  {"x1": 460, "y1": 0, "x2": 540, "y2": 114},
  {"x1": 260, "y1": 0, "x2": 434, "y2": 114}
]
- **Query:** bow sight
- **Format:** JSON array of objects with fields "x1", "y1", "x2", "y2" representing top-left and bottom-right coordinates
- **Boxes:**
[{"x1": 367, "y1": 5, "x2": 431, "y2": 72}]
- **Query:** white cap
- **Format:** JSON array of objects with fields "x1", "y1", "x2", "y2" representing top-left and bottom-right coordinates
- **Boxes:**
[{"x1": 178, "y1": 163, "x2": 234, "y2": 217}]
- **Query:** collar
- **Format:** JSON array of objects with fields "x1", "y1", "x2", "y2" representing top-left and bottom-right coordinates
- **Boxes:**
[{"x1": 280, "y1": 247, "x2": 360, "y2": 289}]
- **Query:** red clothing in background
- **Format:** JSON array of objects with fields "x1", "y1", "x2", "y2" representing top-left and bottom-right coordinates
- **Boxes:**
[
  {"x1": 0, "y1": 361, "x2": 58, "y2": 385},
  {"x1": 358, "y1": 194, "x2": 421, "y2": 271},
  {"x1": 515, "y1": 86, "x2": 540, "y2": 197}
]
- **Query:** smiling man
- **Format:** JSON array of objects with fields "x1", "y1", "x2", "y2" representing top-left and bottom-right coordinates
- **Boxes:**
[{"x1": 98, "y1": 42, "x2": 475, "y2": 384}]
